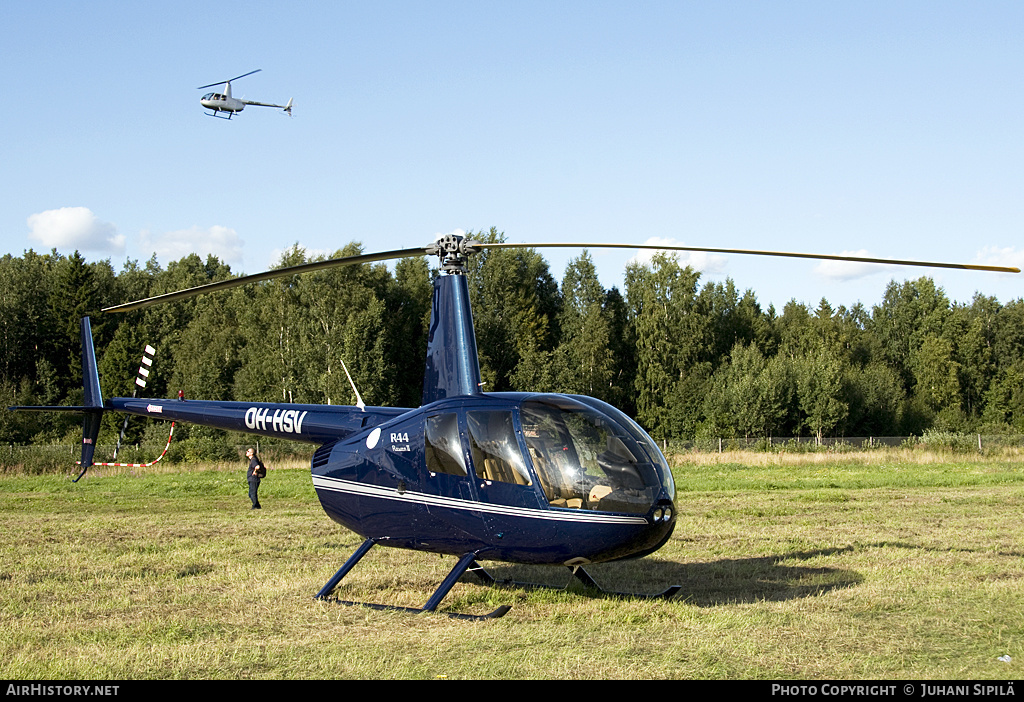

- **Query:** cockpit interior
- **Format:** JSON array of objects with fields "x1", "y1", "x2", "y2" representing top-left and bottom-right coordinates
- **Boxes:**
[{"x1": 424, "y1": 396, "x2": 673, "y2": 515}]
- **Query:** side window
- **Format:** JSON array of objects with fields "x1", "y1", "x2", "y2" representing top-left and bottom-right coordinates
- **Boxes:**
[
  {"x1": 425, "y1": 413, "x2": 466, "y2": 476},
  {"x1": 466, "y1": 411, "x2": 531, "y2": 486}
]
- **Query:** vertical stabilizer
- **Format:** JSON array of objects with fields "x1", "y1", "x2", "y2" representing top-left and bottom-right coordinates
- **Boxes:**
[
  {"x1": 82, "y1": 318, "x2": 103, "y2": 409},
  {"x1": 79, "y1": 317, "x2": 104, "y2": 471}
]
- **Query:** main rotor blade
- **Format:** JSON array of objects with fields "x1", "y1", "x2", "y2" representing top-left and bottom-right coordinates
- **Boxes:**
[
  {"x1": 479, "y1": 242, "x2": 1021, "y2": 274},
  {"x1": 102, "y1": 246, "x2": 429, "y2": 313},
  {"x1": 197, "y1": 69, "x2": 262, "y2": 90},
  {"x1": 104, "y1": 238, "x2": 1017, "y2": 314}
]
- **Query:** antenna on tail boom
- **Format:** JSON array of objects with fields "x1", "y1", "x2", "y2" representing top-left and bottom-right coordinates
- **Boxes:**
[{"x1": 340, "y1": 359, "x2": 366, "y2": 411}]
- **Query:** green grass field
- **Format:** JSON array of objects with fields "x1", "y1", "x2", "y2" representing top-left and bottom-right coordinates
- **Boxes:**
[{"x1": 1, "y1": 450, "x2": 1022, "y2": 679}]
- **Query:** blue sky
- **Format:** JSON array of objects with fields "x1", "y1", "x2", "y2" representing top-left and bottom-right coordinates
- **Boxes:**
[{"x1": 2, "y1": 1, "x2": 1022, "y2": 312}]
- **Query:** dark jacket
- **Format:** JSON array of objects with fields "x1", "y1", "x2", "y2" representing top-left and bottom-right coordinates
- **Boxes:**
[{"x1": 247, "y1": 456, "x2": 265, "y2": 480}]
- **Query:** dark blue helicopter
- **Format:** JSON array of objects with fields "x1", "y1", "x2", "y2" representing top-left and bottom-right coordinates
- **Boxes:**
[{"x1": 12, "y1": 234, "x2": 1018, "y2": 619}]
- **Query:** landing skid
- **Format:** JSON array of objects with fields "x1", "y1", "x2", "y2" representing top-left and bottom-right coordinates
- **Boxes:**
[
  {"x1": 314, "y1": 539, "x2": 512, "y2": 621},
  {"x1": 329, "y1": 598, "x2": 511, "y2": 622},
  {"x1": 314, "y1": 539, "x2": 680, "y2": 620},
  {"x1": 464, "y1": 560, "x2": 683, "y2": 601}
]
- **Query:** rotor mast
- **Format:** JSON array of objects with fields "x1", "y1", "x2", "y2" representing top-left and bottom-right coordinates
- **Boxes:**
[{"x1": 422, "y1": 234, "x2": 484, "y2": 404}]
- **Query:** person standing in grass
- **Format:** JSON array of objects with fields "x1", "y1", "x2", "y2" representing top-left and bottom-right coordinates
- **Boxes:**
[{"x1": 245, "y1": 447, "x2": 266, "y2": 510}]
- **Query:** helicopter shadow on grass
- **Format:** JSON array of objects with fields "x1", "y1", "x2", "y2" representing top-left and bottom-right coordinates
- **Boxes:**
[{"x1": 475, "y1": 545, "x2": 864, "y2": 607}]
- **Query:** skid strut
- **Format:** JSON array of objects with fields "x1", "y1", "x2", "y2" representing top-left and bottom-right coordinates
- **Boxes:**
[{"x1": 314, "y1": 539, "x2": 511, "y2": 621}]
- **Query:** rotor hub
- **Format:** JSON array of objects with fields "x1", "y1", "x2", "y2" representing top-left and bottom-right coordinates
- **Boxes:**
[{"x1": 425, "y1": 234, "x2": 482, "y2": 274}]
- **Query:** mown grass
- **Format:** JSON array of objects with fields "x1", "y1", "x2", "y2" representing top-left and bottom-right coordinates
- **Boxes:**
[
  {"x1": 671, "y1": 448, "x2": 1024, "y2": 492},
  {"x1": 1, "y1": 451, "x2": 1022, "y2": 679}
]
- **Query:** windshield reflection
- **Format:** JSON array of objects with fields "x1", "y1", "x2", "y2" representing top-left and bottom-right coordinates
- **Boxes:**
[{"x1": 520, "y1": 397, "x2": 664, "y2": 514}]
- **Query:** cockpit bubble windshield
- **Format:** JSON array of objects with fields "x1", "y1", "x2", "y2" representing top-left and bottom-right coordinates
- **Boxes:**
[
  {"x1": 572, "y1": 396, "x2": 676, "y2": 499},
  {"x1": 520, "y1": 397, "x2": 665, "y2": 514}
]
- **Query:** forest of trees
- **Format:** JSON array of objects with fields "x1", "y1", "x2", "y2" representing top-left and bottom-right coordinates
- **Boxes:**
[{"x1": 2, "y1": 228, "x2": 1023, "y2": 451}]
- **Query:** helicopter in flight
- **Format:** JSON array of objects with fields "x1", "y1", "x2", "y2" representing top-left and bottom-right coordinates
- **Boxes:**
[
  {"x1": 198, "y1": 69, "x2": 292, "y2": 119},
  {"x1": 10, "y1": 235, "x2": 1018, "y2": 619}
]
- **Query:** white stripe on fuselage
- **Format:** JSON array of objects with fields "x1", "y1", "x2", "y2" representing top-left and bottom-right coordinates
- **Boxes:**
[{"x1": 311, "y1": 475, "x2": 649, "y2": 525}]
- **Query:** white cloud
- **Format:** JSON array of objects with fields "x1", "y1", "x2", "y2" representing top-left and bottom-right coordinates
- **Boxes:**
[
  {"x1": 140, "y1": 225, "x2": 244, "y2": 267},
  {"x1": 626, "y1": 237, "x2": 729, "y2": 274},
  {"x1": 27, "y1": 207, "x2": 125, "y2": 255},
  {"x1": 813, "y1": 250, "x2": 888, "y2": 282},
  {"x1": 973, "y1": 245, "x2": 1024, "y2": 274}
]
